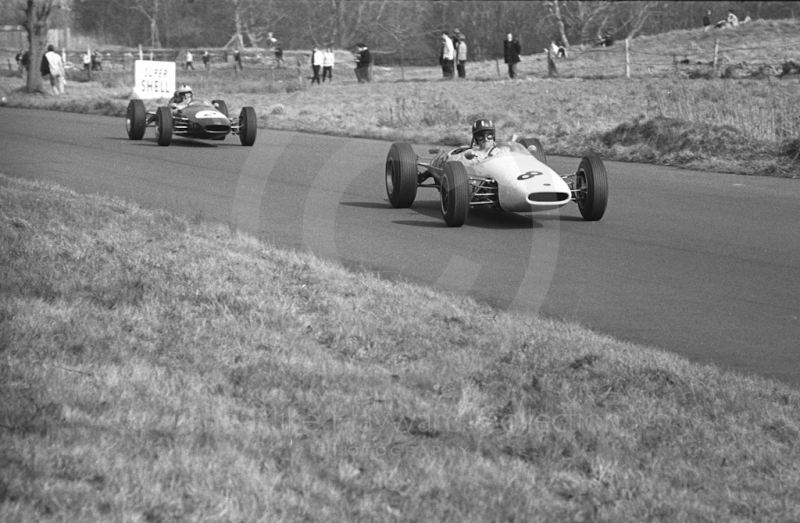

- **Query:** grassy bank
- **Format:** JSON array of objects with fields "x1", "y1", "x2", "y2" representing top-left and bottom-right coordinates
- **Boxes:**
[
  {"x1": 2, "y1": 18, "x2": 800, "y2": 178},
  {"x1": 2, "y1": 174, "x2": 800, "y2": 521}
]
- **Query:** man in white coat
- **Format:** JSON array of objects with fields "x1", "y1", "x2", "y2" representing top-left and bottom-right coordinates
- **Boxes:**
[{"x1": 43, "y1": 44, "x2": 65, "y2": 95}]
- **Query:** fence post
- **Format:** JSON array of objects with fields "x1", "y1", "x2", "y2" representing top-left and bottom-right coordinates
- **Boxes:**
[
  {"x1": 625, "y1": 38, "x2": 630, "y2": 78},
  {"x1": 713, "y1": 38, "x2": 718, "y2": 71}
]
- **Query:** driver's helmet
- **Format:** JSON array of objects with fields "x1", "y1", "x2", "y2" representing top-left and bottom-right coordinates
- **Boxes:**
[
  {"x1": 174, "y1": 84, "x2": 193, "y2": 103},
  {"x1": 472, "y1": 119, "x2": 495, "y2": 145}
]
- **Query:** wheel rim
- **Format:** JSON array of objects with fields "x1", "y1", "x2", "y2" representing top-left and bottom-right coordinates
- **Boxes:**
[
  {"x1": 125, "y1": 107, "x2": 132, "y2": 133},
  {"x1": 385, "y1": 158, "x2": 396, "y2": 194},
  {"x1": 441, "y1": 175, "x2": 450, "y2": 213},
  {"x1": 575, "y1": 170, "x2": 587, "y2": 209}
]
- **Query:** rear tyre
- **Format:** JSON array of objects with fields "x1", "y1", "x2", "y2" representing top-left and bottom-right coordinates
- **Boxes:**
[
  {"x1": 212, "y1": 99, "x2": 228, "y2": 117},
  {"x1": 155, "y1": 106, "x2": 172, "y2": 146},
  {"x1": 126, "y1": 99, "x2": 146, "y2": 140},
  {"x1": 239, "y1": 107, "x2": 257, "y2": 146},
  {"x1": 576, "y1": 154, "x2": 608, "y2": 221},
  {"x1": 517, "y1": 137, "x2": 547, "y2": 164},
  {"x1": 440, "y1": 162, "x2": 470, "y2": 227},
  {"x1": 385, "y1": 143, "x2": 418, "y2": 208}
]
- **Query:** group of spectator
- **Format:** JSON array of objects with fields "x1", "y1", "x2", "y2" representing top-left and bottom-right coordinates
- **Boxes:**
[
  {"x1": 310, "y1": 46, "x2": 336, "y2": 84},
  {"x1": 703, "y1": 9, "x2": 751, "y2": 31},
  {"x1": 439, "y1": 29, "x2": 468, "y2": 79}
]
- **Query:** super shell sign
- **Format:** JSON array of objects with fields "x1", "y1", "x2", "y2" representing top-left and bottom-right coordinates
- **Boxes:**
[{"x1": 133, "y1": 60, "x2": 175, "y2": 99}]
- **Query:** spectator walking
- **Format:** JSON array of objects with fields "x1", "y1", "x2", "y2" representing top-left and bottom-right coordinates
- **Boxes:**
[
  {"x1": 440, "y1": 32, "x2": 455, "y2": 79},
  {"x1": 503, "y1": 33, "x2": 521, "y2": 79},
  {"x1": 202, "y1": 50, "x2": 210, "y2": 71},
  {"x1": 702, "y1": 10, "x2": 711, "y2": 32},
  {"x1": 455, "y1": 34, "x2": 468, "y2": 78},
  {"x1": 311, "y1": 46, "x2": 323, "y2": 84},
  {"x1": 185, "y1": 50, "x2": 194, "y2": 70},
  {"x1": 354, "y1": 43, "x2": 372, "y2": 83},
  {"x1": 322, "y1": 46, "x2": 334, "y2": 82},
  {"x1": 41, "y1": 44, "x2": 65, "y2": 95}
]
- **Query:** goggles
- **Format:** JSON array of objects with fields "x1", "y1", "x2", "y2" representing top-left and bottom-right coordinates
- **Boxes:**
[{"x1": 475, "y1": 131, "x2": 495, "y2": 143}]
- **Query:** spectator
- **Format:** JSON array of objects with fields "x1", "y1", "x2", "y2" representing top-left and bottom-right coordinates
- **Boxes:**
[
  {"x1": 322, "y1": 46, "x2": 334, "y2": 82},
  {"x1": 274, "y1": 41, "x2": 284, "y2": 68},
  {"x1": 41, "y1": 44, "x2": 65, "y2": 95},
  {"x1": 91, "y1": 51, "x2": 102, "y2": 71},
  {"x1": 455, "y1": 34, "x2": 468, "y2": 79},
  {"x1": 202, "y1": 50, "x2": 210, "y2": 71},
  {"x1": 185, "y1": 50, "x2": 194, "y2": 70},
  {"x1": 727, "y1": 9, "x2": 739, "y2": 27},
  {"x1": 743, "y1": 13, "x2": 752, "y2": 24},
  {"x1": 703, "y1": 10, "x2": 711, "y2": 32},
  {"x1": 82, "y1": 49, "x2": 92, "y2": 78},
  {"x1": 503, "y1": 33, "x2": 521, "y2": 79},
  {"x1": 440, "y1": 32, "x2": 455, "y2": 79},
  {"x1": 20, "y1": 50, "x2": 30, "y2": 76},
  {"x1": 15, "y1": 49, "x2": 23, "y2": 75},
  {"x1": 233, "y1": 49, "x2": 243, "y2": 71},
  {"x1": 311, "y1": 46, "x2": 323, "y2": 84},
  {"x1": 550, "y1": 40, "x2": 566, "y2": 58},
  {"x1": 354, "y1": 43, "x2": 371, "y2": 83}
]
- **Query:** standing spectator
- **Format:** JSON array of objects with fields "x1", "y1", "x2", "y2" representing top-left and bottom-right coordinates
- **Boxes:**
[
  {"x1": 20, "y1": 50, "x2": 30, "y2": 77},
  {"x1": 440, "y1": 32, "x2": 455, "y2": 79},
  {"x1": 15, "y1": 49, "x2": 23, "y2": 76},
  {"x1": 185, "y1": 50, "x2": 194, "y2": 70},
  {"x1": 354, "y1": 43, "x2": 372, "y2": 83},
  {"x1": 91, "y1": 51, "x2": 103, "y2": 71},
  {"x1": 503, "y1": 33, "x2": 521, "y2": 79},
  {"x1": 82, "y1": 49, "x2": 92, "y2": 78},
  {"x1": 702, "y1": 10, "x2": 711, "y2": 32},
  {"x1": 322, "y1": 46, "x2": 334, "y2": 82},
  {"x1": 310, "y1": 46, "x2": 323, "y2": 84},
  {"x1": 202, "y1": 50, "x2": 210, "y2": 71},
  {"x1": 727, "y1": 10, "x2": 739, "y2": 27},
  {"x1": 455, "y1": 34, "x2": 468, "y2": 79},
  {"x1": 274, "y1": 41, "x2": 284, "y2": 68},
  {"x1": 41, "y1": 44, "x2": 65, "y2": 95},
  {"x1": 233, "y1": 49, "x2": 243, "y2": 71}
]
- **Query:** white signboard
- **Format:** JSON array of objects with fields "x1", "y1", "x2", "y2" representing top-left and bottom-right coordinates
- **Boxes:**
[{"x1": 133, "y1": 60, "x2": 175, "y2": 99}]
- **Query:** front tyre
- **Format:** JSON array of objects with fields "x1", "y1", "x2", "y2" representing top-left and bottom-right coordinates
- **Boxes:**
[
  {"x1": 155, "y1": 106, "x2": 173, "y2": 146},
  {"x1": 517, "y1": 137, "x2": 547, "y2": 164},
  {"x1": 385, "y1": 143, "x2": 418, "y2": 208},
  {"x1": 126, "y1": 99, "x2": 146, "y2": 140},
  {"x1": 575, "y1": 154, "x2": 608, "y2": 221},
  {"x1": 440, "y1": 162, "x2": 470, "y2": 227},
  {"x1": 239, "y1": 107, "x2": 257, "y2": 146}
]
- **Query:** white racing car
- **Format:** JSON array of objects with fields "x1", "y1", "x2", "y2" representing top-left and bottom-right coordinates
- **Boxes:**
[{"x1": 384, "y1": 137, "x2": 608, "y2": 227}]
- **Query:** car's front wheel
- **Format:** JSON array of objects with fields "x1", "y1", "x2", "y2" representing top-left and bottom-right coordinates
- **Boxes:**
[
  {"x1": 440, "y1": 162, "x2": 470, "y2": 227},
  {"x1": 385, "y1": 143, "x2": 418, "y2": 208},
  {"x1": 126, "y1": 99, "x2": 146, "y2": 140},
  {"x1": 155, "y1": 106, "x2": 173, "y2": 146},
  {"x1": 239, "y1": 107, "x2": 257, "y2": 146},
  {"x1": 575, "y1": 154, "x2": 608, "y2": 221}
]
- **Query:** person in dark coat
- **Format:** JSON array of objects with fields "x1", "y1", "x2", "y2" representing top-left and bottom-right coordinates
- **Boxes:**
[
  {"x1": 503, "y1": 33, "x2": 521, "y2": 79},
  {"x1": 354, "y1": 43, "x2": 372, "y2": 83}
]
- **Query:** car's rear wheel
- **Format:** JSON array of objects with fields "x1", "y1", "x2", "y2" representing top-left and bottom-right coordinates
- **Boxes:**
[
  {"x1": 155, "y1": 106, "x2": 172, "y2": 146},
  {"x1": 440, "y1": 162, "x2": 470, "y2": 227},
  {"x1": 126, "y1": 99, "x2": 146, "y2": 140},
  {"x1": 212, "y1": 99, "x2": 228, "y2": 117},
  {"x1": 517, "y1": 137, "x2": 547, "y2": 164},
  {"x1": 385, "y1": 143, "x2": 418, "y2": 208},
  {"x1": 575, "y1": 154, "x2": 608, "y2": 221},
  {"x1": 239, "y1": 107, "x2": 257, "y2": 146}
]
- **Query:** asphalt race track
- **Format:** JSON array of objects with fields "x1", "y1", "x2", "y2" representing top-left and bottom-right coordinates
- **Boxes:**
[{"x1": 2, "y1": 108, "x2": 799, "y2": 386}]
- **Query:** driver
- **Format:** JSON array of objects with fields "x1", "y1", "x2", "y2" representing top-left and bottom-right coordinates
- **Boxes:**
[
  {"x1": 169, "y1": 85, "x2": 193, "y2": 115},
  {"x1": 471, "y1": 118, "x2": 496, "y2": 153}
]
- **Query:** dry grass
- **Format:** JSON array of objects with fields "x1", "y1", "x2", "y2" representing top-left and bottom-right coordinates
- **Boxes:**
[
  {"x1": 2, "y1": 19, "x2": 800, "y2": 177},
  {"x1": 2, "y1": 174, "x2": 800, "y2": 522}
]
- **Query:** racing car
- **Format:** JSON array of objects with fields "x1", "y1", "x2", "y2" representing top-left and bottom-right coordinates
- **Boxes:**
[
  {"x1": 125, "y1": 98, "x2": 257, "y2": 146},
  {"x1": 384, "y1": 137, "x2": 608, "y2": 227}
]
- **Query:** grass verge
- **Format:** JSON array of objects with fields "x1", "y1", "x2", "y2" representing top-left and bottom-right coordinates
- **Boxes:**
[{"x1": 2, "y1": 173, "x2": 799, "y2": 521}]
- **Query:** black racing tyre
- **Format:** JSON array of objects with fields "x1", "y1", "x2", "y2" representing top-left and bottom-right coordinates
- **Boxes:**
[
  {"x1": 239, "y1": 107, "x2": 257, "y2": 146},
  {"x1": 440, "y1": 162, "x2": 470, "y2": 227},
  {"x1": 155, "y1": 106, "x2": 173, "y2": 146},
  {"x1": 385, "y1": 142, "x2": 418, "y2": 208},
  {"x1": 126, "y1": 99, "x2": 146, "y2": 140},
  {"x1": 576, "y1": 154, "x2": 608, "y2": 221},
  {"x1": 212, "y1": 99, "x2": 228, "y2": 117},
  {"x1": 517, "y1": 137, "x2": 547, "y2": 164}
]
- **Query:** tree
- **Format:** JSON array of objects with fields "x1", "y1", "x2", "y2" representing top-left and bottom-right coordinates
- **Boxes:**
[
  {"x1": 22, "y1": 0, "x2": 56, "y2": 92},
  {"x1": 115, "y1": 0, "x2": 162, "y2": 48}
]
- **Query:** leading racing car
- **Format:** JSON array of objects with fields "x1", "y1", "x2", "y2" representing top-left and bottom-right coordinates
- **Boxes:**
[
  {"x1": 125, "y1": 97, "x2": 257, "y2": 147},
  {"x1": 384, "y1": 126, "x2": 608, "y2": 227}
]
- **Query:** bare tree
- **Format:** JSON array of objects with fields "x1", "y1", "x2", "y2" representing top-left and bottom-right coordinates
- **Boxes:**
[
  {"x1": 116, "y1": 0, "x2": 162, "y2": 48},
  {"x1": 614, "y1": 1, "x2": 660, "y2": 40},
  {"x1": 22, "y1": 0, "x2": 56, "y2": 92}
]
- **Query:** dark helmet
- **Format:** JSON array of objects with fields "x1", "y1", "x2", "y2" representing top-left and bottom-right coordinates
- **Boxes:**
[{"x1": 472, "y1": 119, "x2": 495, "y2": 143}]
